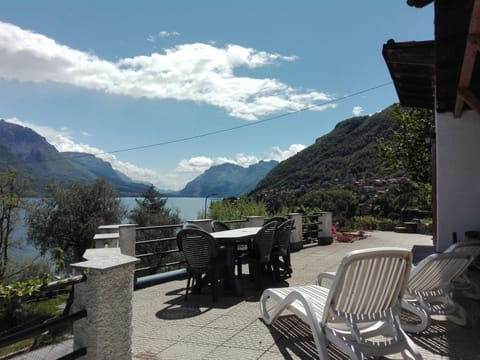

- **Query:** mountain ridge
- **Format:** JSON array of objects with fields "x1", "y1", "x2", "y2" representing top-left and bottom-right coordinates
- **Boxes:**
[
  {"x1": 0, "y1": 120, "x2": 149, "y2": 196},
  {"x1": 178, "y1": 160, "x2": 278, "y2": 197},
  {"x1": 251, "y1": 105, "x2": 402, "y2": 197}
]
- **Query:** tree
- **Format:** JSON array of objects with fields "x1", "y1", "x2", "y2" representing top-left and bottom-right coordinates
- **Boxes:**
[
  {"x1": 377, "y1": 105, "x2": 434, "y2": 184},
  {"x1": 128, "y1": 185, "x2": 181, "y2": 274},
  {"x1": 26, "y1": 178, "x2": 126, "y2": 264},
  {"x1": 0, "y1": 171, "x2": 26, "y2": 281},
  {"x1": 128, "y1": 185, "x2": 180, "y2": 227}
]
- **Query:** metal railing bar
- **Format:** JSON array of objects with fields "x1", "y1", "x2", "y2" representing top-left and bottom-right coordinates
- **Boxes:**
[
  {"x1": 0, "y1": 310, "x2": 87, "y2": 349},
  {"x1": 136, "y1": 237, "x2": 176, "y2": 245},
  {"x1": 303, "y1": 222, "x2": 320, "y2": 226},
  {"x1": 136, "y1": 224, "x2": 182, "y2": 231},
  {"x1": 222, "y1": 219, "x2": 247, "y2": 224},
  {"x1": 136, "y1": 250, "x2": 181, "y2": 259},
  {"x1": 41, "y1": 275, "x2": 86, "y2": 292}
]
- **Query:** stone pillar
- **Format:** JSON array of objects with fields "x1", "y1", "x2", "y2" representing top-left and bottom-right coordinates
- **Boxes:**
[
  {"x1": 94, "y1": 224, "x2": 120, "y2": 249},
  {"x1": 71, "y1": 248, "x2": 139, "y2": 360},
  {"x1": 245, "y1": 216, "x2": 265, "y2": 227},
  {"x1": 186, "y1": 219, "x2": 213, "y2": 232},
  {"x1": 93, "y1": 233, "x2": 119, "y2": 248},
  {"x1": 287, "y1": 213, "x2": 304, "y2": 252},
  {"x1": 97, "y1": 224, "x2": 121, "y2": 234},
  {"x1": 119, "y1": 224, "x2": 137, "y2": 257},
  {"x1": 317, "y1": 212, "x2": 333, "y2": 245}
]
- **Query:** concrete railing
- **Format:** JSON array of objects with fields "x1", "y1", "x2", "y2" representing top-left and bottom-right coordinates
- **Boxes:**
[{"x1": 94, "y1": 212, "x2": 333, "y2": 280}]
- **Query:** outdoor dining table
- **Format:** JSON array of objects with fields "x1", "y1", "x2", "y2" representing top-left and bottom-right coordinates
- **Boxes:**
[{"x1": 210, "y1": 227, "x2": 261, "y2": 296}]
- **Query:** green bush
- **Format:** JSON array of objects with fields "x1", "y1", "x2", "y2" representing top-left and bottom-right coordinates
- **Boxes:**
[
  {"x1": 0, "y1": 275, "x2": 51, "y2": 326},
  {"x1": 378, "y1": 219, "x2": 396, "y2": 231},
  {"x1": 352, "y1": 216, "x2": 380, "y2": 230},
  {"x1": 207, "y1": 196, "x2": 268, "y2": 222}
]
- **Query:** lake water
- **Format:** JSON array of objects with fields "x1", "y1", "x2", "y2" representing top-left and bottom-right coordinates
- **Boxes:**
[
  {"x1": 122, "y1": 196, "x2": 212, "y2": 222},
  {"x1": 10, "y1": 197, "x2": 212, "y2": 263}
]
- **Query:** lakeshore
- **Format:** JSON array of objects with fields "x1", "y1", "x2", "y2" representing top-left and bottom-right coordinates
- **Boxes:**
[{"x1": 10, "y1": 197, "x2": 212, "y2": 264}]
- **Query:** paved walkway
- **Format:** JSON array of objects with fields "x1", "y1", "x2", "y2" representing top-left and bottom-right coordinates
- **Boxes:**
[{"x1": 132, "y1": 231, "x2": 480, "y2": 359}]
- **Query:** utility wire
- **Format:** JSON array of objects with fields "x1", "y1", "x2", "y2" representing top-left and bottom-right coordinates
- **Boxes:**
[{"x1": 24, "y1": 81, "x2": 394, "y2": 163}]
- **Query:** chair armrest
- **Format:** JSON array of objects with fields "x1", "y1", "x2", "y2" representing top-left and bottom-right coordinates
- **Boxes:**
[{"x1": 317, "y1": 272, "x2": 336, "y2": 286}]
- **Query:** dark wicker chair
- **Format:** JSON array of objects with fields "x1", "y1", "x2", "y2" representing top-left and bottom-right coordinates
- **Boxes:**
[
  {"x1": 176, "y1": 229, "x2": 226, "y2": 302},
  {"x1": 211, "y1": 220, "x2": 230, "y2": 232},
  {"x1": 211, "y1": 220, "x2": 252, "y2": 279},
  {"x1": 246, "y1": 221, "x2": 278, "y2": 289},
  {"x1": 264, "y1": 216, "x2": 288, "y2": 226},
  {"x1": 271, "y1": 219, "x2": 294, "y2": 280}
]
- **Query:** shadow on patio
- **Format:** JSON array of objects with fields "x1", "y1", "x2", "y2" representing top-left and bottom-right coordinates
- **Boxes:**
[{"x1": 132, "y1": 231, "x2": 480, "y2": 360}]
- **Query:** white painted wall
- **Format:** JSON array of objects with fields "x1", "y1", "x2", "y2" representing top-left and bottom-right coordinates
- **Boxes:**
[{"x1": 436, "y1": 110, "x2": 480, "y2": 251}]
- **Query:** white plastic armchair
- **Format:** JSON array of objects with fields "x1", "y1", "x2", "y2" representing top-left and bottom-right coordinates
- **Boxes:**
[
  {"x1": 260, "y1": 247, "x2": 421, "y2": 360},
  {"x1": 401, "y1": 251, "x2": 472, "y2": 333},
  {"x1": 445, "y1": 240, "x2": 480, "y2": 299}
]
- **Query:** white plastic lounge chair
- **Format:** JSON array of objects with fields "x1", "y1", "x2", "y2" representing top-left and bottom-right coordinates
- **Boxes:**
[
  {"x1": 260, "y1": 248, "x2": 421, "y2": 360},
  {"x1": 401, "y1": 251, "x2": 472, "y2": 333},
  {"x1": 445, "y1": 240, "x2": 480, "y2": 299}
]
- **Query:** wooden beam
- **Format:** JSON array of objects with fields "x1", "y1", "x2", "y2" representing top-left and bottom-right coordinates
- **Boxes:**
[
  {"x1": 469, "y1": 33, "x2": 480, "y2": 51},
  {"x1": 457, "y1": 88, "x2": 480, "y2": 117},
  {"x1": 454, "y1": 0, "x2": 480, "y2": 117}
]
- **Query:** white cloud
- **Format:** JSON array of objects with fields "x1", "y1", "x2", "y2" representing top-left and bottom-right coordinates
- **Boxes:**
[
  {"x1": 175, "y1": 144, "x2": 305, "y2": 175},
  {"x1": 0, "y1": 21, "x2": 335, "y2": 121},
  {"x1": 146, "y1": 34, "x2": 155, "y2": 43},
  {"x1": 264, "y1": 144, "x2": 306, "y2": 161},
  {"x1": 159, "y1": 30, "x2": 180, "y2": 38},
  {"x1": 352, "y1": 106, "x2": 364, "y2": 116}
]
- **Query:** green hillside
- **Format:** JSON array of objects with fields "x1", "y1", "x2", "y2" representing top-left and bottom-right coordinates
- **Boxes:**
[
  {"x1": 0, "y1": 120, "x2": 149, "y2": 196},
  {"x1": 253, "y1": 105, "x2": 400, "y2": 194},
  {"x1": 248, "y1": 105, "x2": 429, "y2": 223}
]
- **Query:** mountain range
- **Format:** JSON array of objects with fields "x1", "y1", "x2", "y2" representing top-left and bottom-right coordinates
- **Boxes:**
[
  {"x1": 178, "y1": 160, "x2": 278, "y2": 197},
  {"x1": 0, "y1": 120, "x2": 278, "y2": 197},
  {"x1": 0, "y1": 120, "x2": 150, "y2": 196}
]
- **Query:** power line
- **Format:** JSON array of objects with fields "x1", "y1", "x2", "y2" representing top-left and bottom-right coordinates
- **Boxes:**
[{"x1": 63, "y1": 81, "x2": 393, "y2": 161}]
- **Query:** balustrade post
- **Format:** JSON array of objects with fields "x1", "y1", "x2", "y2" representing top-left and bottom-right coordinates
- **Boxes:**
[
  {"x1": 119, "y1": 224, "x2": 137, "y2": 257},
  {"x1": 185, "y1": 219, "x2": 213, "y2": 232},
  {"x1": 245, "y1": 216, "x2": 265, "y2": 227},
  {"x1": 317, "y1": 212, "x2": 333, "y2": 245},
  {"x1": 94, "y1": 225, "x2": 119, "y2": 249},
  {"x1": 287, "y1": 213, "x2": 304, "y2": 252},
  {"x1": 71, "y1": 248, "x2": 139, "y2": 360}
]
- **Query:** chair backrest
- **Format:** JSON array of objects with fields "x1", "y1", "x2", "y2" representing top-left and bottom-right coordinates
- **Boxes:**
[
  {"x1": 253, "y1": 221, "x2": 278, "y2": 263},
  {"x1": 211, "y1": 220, "x2": 230, "y2": 232},
  {"x1": 264, "y1": 217, "x2": 288, "y2": 226},
  {"x1": 445, "y1": 240, "x2": 480, "y2": 258},
  {"x1": 408, "y1": 252, "x2": 472, "y2": 293},
  {"x1": 182, "y1": 222, "x2": 204, "y2": 231},
  {"x1": 176, "y1": 229, "x2": 219, "y2": 274},
  {"x1": 324, "y1": 247, "x2": 412, "y2": 321},
  {"x1": 275, "y1": 219, "x2": 294, "y2": 256}
]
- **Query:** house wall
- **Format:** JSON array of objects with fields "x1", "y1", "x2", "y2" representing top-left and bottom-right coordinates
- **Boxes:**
[{"x1": 436, "y1": 110, "x2": 480, "y2": 251}]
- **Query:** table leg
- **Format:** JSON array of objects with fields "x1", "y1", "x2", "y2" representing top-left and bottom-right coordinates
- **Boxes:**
[{"x1": 225, "y1": 246, "x2": 243, "y2": 296}]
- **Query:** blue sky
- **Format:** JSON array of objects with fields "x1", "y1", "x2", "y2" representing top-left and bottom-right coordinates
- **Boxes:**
[{"x1": 0, "y1": 1, "x2": 433, "y2": 191}]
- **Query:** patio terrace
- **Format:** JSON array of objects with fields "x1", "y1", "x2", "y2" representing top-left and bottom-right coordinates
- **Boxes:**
[{"x1": 132, "y1": 231, "x2": 480, "y2": 360}]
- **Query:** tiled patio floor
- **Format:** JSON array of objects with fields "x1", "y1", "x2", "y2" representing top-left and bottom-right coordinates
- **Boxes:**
[{"x1": 132, "y1": 232, "x2": 480, "y2": 360}]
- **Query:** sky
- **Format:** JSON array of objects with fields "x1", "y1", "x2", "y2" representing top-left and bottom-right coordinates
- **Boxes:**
[{"x1": 0, "y1": 1, "x2": 434, "y2": 191}]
